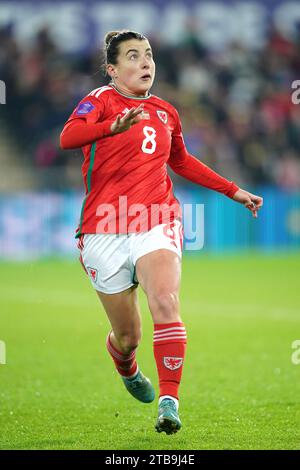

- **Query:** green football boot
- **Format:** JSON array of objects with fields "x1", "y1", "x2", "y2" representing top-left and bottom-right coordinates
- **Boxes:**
[
  {"x1": 155, "y1": 398, "x2": 182, "y2": 434},
  {"x1": 121, "y1": 371, "x2": 155, "y2": 403}
]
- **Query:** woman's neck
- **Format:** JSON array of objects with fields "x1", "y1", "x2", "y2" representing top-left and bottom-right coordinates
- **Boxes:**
[{"x1": 111, "y1": 82, "x2": 150, "y2": 98}]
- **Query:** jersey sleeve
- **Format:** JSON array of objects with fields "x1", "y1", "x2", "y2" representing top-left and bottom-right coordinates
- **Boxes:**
[
  {"x1": 168, "y1": 109, "x2": 239, "y2": 198},
  {"x1": 66, "y1": 95, "x2": 104, "y2": 124},
  {"x1": 60, "y1": 95, "x2": 114, "y2": 149}
]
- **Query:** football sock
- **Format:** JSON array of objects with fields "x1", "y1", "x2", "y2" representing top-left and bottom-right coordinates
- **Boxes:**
[
  {"x1": 106, "y1": 331, "x2": 138, "y2": 379},
  {"x1": 153, "y1": 322, "x2": 187, "y2": 400}
]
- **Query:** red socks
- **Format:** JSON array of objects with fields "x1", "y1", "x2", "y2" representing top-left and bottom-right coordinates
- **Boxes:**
[
  {"x1": 106, "y1": 332, "x2": 138, "y2": 378},
  {"x1": 106, "y1": 322, "x2": 187, "y2": 401},
  {"x1": 153, "y1": 322, "x2": 187, "y2": 400}
]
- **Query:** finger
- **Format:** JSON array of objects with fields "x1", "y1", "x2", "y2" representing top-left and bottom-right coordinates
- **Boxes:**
[
  {"x1": 252, "y1": 207, "x2": 258, "y2": 217},
  {"x1": 249, "y1": 207, "x2": 257, "y2": 218},
  {"x1": 120, "y1": 114, "x2": 139, "y2": 128},
  {"x1": 126, "y1": 112, "x2": 144, "y2": 126},
  {"x1": 245, "y1": 200, "x2": 254, "y2": 209},
  {"x1": 119, "y1": 113, "x2": 132, "y2": 126},
  {"x1": 123, "y1": 105, "x2": 144, "y2": 120},
  {"x1": 254, "y1": 198, "x2": 263, "y2": 209},
  {"x1": 120, "y1": 108, "x2": 137, "y2": 122},
  {"x1": 251, "y1": 200, "x2": 263, "y2": 215},
  {"x1": 250, "y1": 194, "x2": 263, "y2": 207},
  {"x1": 246, "y1": 201, "x2": 258, "y2": 218},
  {"x1": 112, "y1": 114, "x2": 121, "y2": 130},
  {"x1": 130, "y1": 105, "x2": 144, "y2": 118}
]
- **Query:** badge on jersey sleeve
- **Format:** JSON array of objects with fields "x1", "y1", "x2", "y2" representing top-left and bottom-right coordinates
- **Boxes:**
[
  {"x1": 76, "y1": 101, "x2": 95, "y2": 115},
  {"x1": 156, "y1": 110, "x2": 168, "y2": 124}
]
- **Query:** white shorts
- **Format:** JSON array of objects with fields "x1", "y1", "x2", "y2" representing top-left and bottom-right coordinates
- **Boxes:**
[{"x1": 78, "y1": 220, "x2": 183, "y2": 294}]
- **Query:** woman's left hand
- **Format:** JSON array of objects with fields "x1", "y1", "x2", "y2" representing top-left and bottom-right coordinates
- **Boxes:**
[{"x1": 232, "y1": 188, "x2": 263, "y2": 218}]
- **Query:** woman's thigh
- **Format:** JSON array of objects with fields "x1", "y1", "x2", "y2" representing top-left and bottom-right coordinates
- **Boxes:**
[
  {"x1": 136, "y1": 249, "x2": 181, "y2": 292},
  {"x1": 135, "y1": 249, "x2": 182, "y2": 322}
]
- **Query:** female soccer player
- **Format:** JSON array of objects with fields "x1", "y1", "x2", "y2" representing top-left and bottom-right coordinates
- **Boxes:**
[{"x1": 60, "y1": 30, "x2": 263, "y2": 435}]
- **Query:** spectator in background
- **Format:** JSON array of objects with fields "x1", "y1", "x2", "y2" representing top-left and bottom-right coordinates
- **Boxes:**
[{"x1": 1, "y1": 21, "x2": 299, "y2": 191}]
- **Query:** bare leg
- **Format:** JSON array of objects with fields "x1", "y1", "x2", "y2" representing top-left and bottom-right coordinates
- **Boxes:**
[
  {"x1": 136, "y1": 249, "x2": 182, "y2": 324},
  {"x1": 96, "y1": 285, "x2": 142, "y2": 354}
]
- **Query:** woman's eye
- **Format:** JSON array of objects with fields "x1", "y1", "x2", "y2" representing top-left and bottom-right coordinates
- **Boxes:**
[{"x1": 130, "y1": 54, "x2": 138, "y2": 60}]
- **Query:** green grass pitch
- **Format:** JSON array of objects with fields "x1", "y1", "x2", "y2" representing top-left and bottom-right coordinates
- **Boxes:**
[{"x1": 0, "y1": 253, "x2": 300, "y2": 450}]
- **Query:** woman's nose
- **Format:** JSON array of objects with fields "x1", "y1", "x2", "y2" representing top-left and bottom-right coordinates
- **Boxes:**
[{"x1": 142, "y1": 61, "x2": 150, "y2": 68}]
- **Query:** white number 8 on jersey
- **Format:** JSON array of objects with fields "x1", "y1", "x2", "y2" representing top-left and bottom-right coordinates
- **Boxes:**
[{"x1": 141, "y1": 126, "x2": 156, "y2": 154}]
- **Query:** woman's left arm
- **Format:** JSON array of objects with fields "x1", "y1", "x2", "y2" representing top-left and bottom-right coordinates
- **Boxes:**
[{"x1": 168, "y1": 112, "x2": 263, "y2": 217}]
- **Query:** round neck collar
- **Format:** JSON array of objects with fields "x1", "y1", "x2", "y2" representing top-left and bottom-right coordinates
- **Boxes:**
[{"x1": 110, "y1": 83, "x2": 152, "y2": 100}]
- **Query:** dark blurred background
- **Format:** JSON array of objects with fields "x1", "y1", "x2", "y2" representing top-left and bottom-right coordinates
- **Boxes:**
[{"x1": 0, "y1": 0, "x2": 300, "y2": 258}]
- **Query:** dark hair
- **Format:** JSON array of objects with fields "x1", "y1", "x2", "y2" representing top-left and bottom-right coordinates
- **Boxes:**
[{"x1": 103, "y1": 30, "x2": 147, "y2": 67}]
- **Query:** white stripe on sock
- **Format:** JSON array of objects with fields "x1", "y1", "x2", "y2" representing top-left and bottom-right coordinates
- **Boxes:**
[
  {"x1": 154, "y1": 331, "x2": 186, "y2": 339},
  {"x1": 154, "y1": 326, "x2": 185, "y2": 335},
  {"x1": 153, "y1": 335, "x2": 187, "y2": 343}
]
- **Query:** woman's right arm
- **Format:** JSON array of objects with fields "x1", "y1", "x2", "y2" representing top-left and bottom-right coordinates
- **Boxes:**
[
  {"x1": 60, "y1": 119, "x2": 114, "y2": 149},
  {"x1": 60, "y1": 102, "x2": 144, "y2": 149}
]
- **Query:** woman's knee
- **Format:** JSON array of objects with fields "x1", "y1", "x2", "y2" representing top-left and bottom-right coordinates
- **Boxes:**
[
  {"x1": 115, "y1": 330, "x2": 142, "y2": 354},
  {"x1": 148, "y1": 291, "x2": 180, "y2": 323}
]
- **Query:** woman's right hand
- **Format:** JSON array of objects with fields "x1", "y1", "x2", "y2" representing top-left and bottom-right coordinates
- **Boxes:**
[{"x1": 110, "y1": 104, "x2": 144, "y2": 135}]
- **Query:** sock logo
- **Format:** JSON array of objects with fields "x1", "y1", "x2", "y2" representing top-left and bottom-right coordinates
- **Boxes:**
[{"x1": 163, "y1": 356, "x2": 183, "y2": 370}]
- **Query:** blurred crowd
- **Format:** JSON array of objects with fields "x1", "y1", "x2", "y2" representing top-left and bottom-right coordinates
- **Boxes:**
[{"x1": 1, "y1": 21, "x2": 300, "y2": 190}]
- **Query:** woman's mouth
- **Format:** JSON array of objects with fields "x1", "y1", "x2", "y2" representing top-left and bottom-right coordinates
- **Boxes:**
[{"x1": 140, "y1": 74, "x2": 151, "y2": 81}]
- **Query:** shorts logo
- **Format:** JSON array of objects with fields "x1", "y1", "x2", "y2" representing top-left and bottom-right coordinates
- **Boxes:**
[
  {"x1": 87, "y1": 267, "x2": 98, "y2": 282},
  {"x1": 163, "y1": 356, "x2": 183, "y2": 370},
  {"x1": 76, "y1": 101, "x2": 95, "y2": 115},
  {"x1": 157, "y1": 110, "x2": 168, "y2": 124}
]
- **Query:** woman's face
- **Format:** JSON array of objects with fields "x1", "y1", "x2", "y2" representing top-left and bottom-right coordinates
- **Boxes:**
[{"x1": 107, "y1": 39, "x2": 155, "y2": 97}]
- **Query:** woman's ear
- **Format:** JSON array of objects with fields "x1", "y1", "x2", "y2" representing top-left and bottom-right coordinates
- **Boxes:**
[{"x1": 106, "y1": 64, "x2": 117, "y2": 79}]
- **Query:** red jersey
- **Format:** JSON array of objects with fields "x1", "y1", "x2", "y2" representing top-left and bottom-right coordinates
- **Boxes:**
[{"x1": 61, "y1": 85, "x2": 239, "y2": 236}]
